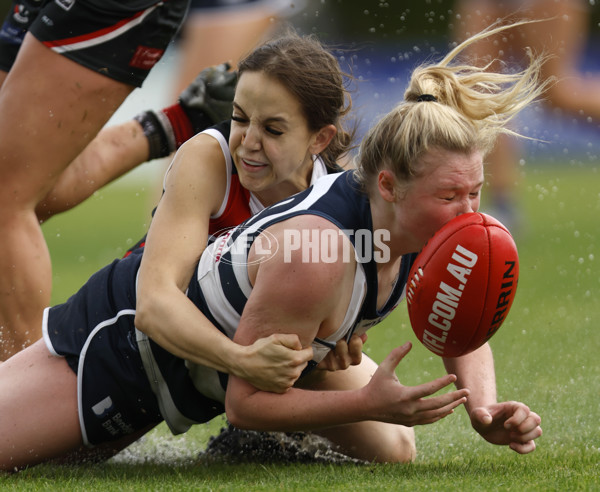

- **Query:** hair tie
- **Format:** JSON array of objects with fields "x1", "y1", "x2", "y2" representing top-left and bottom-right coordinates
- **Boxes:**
[{"x1": 416, "y1": 94, "x2": 437, "y2": 102}]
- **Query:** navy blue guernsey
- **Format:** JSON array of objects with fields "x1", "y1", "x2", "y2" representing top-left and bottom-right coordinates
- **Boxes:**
[
  {"x1": 203, "y1": 170, "x2": 416, "y2": 327},
  {"x1": 137, "y1": 170, "x2": 417, "y2": 434}
]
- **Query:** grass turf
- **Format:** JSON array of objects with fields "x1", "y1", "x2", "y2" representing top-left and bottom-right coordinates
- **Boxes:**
[{"x1": 1, "y1": 161, "x2": 598, "y2": 489}]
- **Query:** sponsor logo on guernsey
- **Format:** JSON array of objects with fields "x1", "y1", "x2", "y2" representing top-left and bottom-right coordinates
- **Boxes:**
[
  {"x1": 213, "y1": 229, "x2": 234, "y2": 263},
  {"x1": 422, "y1": 245, "x2": 478, "y2": 355}
]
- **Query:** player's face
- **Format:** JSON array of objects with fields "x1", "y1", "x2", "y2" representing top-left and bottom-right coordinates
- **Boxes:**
[
  {"x1": 230, "y1": 71, "x2": 322, "y2": 206},
  {"x1": 395, "y1": 147, "x2": 484, "y2": 252}
]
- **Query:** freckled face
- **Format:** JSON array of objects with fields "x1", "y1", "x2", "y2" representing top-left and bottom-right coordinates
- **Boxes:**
[
  {"x1": 396, "y1": 148, "x2": 484, "y2": 253},
  {"x1": 229, "y1": 71, "x2": 319, "y2": 206}
]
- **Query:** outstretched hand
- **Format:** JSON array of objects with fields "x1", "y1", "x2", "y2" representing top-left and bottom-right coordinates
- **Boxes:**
[
  {"x1": 237, "y1": 334, "x2": 313, "y2": 394},
  {"x1": 469, "y1": 402, "x2": 542, "y2": 454},
  {"x1": 363, "y1": 342, "x2": 469, "y2": 427}
]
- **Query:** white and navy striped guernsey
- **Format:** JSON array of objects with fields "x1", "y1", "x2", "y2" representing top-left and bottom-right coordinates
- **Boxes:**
[{"x1": 137, "y1": 170, "x2": 418, "y2": 434}]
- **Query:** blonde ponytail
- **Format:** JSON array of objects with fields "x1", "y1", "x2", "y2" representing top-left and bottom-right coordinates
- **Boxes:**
[{"x1": 356, "y1": 20, "x2": 553, "y2": 189}]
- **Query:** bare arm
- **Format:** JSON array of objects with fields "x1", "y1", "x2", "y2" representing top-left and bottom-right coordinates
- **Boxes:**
[
  {"x1": 443, "y1": 343, "x2": 497, "y2": 413},
  {"x1": 443, "y1": 344, "x2": 542, "y2": 453},
  {"x1": 135, "y1": 135, "x2": 312, "y2": 392},
  {"x1": 225, "y1": 219, "x2": 469, "y2": 431}
]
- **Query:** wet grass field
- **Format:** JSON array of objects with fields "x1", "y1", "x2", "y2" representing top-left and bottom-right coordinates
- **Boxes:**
[{"x1": 2, "y1": 160, "x2": 598, "y2": 490}]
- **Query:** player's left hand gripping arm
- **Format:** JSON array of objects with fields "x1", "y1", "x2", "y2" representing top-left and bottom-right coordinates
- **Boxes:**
[{"x1": 443, "y1": 345, "x2": 542, "y2": 454}]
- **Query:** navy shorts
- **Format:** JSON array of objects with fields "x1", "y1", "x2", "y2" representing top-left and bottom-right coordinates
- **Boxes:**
[
  {"x1": 43, "y1": 250, "x2": 163, "y2": 447},
  {"x1": 0, "y1": 0, "x2": 189, "y2": 86}
]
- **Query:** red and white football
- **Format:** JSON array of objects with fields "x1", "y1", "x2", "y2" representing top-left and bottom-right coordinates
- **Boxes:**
[{"x1": 406, "y1": 212, "x2": 519, "y2": 358}]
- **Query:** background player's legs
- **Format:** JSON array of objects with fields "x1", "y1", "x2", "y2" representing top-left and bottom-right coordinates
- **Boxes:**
[
  {"x1": 174, "y1": 6, "x2": 277, "y2": 94},
  {"x1": 453, "y1": 0, "x2": 600, "y2": 228},
  {"x1": 524, "y1": 0, "x2": 600, "y2": 119},
  {"x1": 0, "y1": 34, "x2": 133, "y2": 359},
  {"x1": 35, "y1": 120, "x2": 151, "y2": 222}
]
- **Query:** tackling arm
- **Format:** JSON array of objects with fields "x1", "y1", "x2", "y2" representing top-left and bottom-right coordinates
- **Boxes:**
[{"x1": 134, "y1": 136, "x2": 312, "y2": 392}]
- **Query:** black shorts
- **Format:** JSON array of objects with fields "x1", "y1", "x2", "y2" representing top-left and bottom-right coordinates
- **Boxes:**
[
  {"x1": 0, "y1": 0, "x2": 189, "y2": 86},
  {"x1": 43, "y1": 250, "x2": 163, "y2": 447}
]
